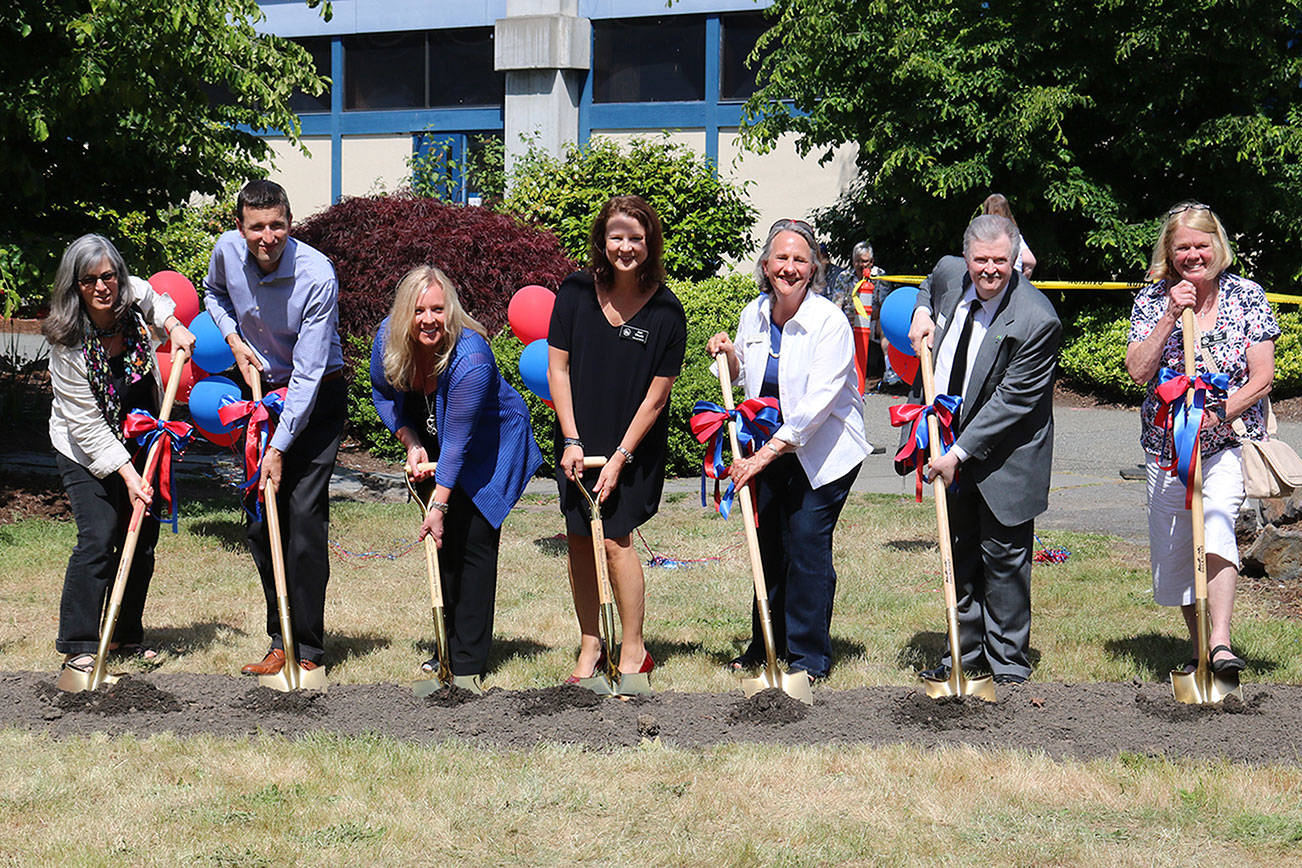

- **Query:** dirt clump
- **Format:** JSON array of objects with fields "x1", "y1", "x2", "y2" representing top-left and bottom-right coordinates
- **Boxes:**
[
  {"x1": 423, "y1": 684, "x2": 482, "y2": 707},
  {"x1": 1134, "y1": 689, "x2": 1262, "y2": 721},
  {"x1": 730, "y1": 688, "x2": 809, "y2": 725},
  {"x1": 890, "y1": 690, "x2": 1012, "y2": 731},
  {"x1": 238, "y1": 686, "x2": 325, "y2": 716},
  {"x1": 636, "y1": 713, "x2": 660, "y2": 738},
  {"x1": 517, "y1": 685, "x2": 603, "y2": 716},
  {"x1": 38, "y1": 677, "x2": 184, "y2": 716}
]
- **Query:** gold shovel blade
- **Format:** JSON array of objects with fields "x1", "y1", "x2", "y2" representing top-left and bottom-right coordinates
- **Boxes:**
[
  {"x1": 412, "y1": 676, "x2": 450, "y2": 698},
  {"x1": 1171, "y1": 667, "x2": 1242, "y2": 705},
  {"x1": 740, "y1": 670, "x2": 814, "y2": 706},
  {"x1": 258, "y1": 663, "x2": 328, "y2": 693},
  {"x1": 576, "y1": 674, "x2": 618, "y2": 696},
  {"x1": 616, "y1": 672, "x2": 653, "y2": 696},
  {"x1": 921, "y1": 670, "x2": 997, "y2": 703},
  {"x1": 54, "y1": 668, "x2": 119, "y2": 693}
]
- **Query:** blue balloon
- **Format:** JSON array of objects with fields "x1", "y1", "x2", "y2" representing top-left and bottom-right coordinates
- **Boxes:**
[
  {"x1": 190, "y1": 311, "x2": 236, "y2": 373},
  {"x1": 519, "y1": 339, "x2": 551, "y2": 401},
  {"x1": 879, "y1": 287, "x2": 919, "y2": 358},
  {"x1": 187, "y1": 376, "x2": 242, "y2": 434}
]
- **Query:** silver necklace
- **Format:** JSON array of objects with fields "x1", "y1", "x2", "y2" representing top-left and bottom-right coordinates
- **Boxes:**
[{"x1": 423, "y1": 390, "x2": 437, "y2": 437}]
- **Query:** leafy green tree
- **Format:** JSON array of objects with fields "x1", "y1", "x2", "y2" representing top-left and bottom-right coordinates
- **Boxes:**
[
  {"x1": 0, "y1": 0, "x2": 330, "y2": 305},
  {"x1": 504, "y1": 135, "x2": 758, "y2": 281},
  {"x1": 742, "y1": 0, "x2": 1302, "y2": 289}
]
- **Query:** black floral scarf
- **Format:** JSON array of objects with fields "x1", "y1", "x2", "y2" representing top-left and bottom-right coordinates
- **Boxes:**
[{"x1": 81, "y1": 305, "x2": 155, "y2": 441}]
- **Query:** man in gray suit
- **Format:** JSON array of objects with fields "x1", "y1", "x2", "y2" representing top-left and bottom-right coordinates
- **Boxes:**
[{"x1": 900, "y1": 214, "x2": 1061, "y2": 683}]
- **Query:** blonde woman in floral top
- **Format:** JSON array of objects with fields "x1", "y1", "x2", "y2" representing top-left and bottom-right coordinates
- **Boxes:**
[{"x1": 1125, "y1": 203, "x2": 1278, "y2": 676}]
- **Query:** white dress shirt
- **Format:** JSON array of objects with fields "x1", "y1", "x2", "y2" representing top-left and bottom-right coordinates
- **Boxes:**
[
  {"x1": 929, "y1": 282, "x2": 1008, "y2": 462},
  {"x1": 717, "y1": 291, "x2": 871, "y2": 488}
]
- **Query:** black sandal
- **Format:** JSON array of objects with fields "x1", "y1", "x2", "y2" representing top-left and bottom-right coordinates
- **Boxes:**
[
  {"x1": 115, "y1": 644, "x2": 159, "y2": 662},
  {"x1": 62, "y1": 654, "x2": 94, "y2": 673},
  {"x1": 1210, "y1": 644, "x2": 1246, "y2": 673},
  {"x1": 727, "y1": 653, "x2": 764, "y2": 672},
  {"x1": 420, "y1": 655, "x2": 439, "y2": 673}
]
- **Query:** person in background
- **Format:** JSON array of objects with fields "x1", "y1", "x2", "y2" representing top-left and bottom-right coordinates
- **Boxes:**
[
  {"x1": 547, "y1": 195, "x2": 687, "y2": 684},
  {"x1": 1125, "y1": 202, "x2": 1276, "y2": 675},
  {"x1": 371, "y1": 265, "x2": 542, "y2": 686},
  {"x1": 45, "y1": 234, "x2": 196, "y2": 673},
  {"x1": 981, "y1": 193, "x2": 1037, "y2": 278},
  {"x1": 707, "y1": 218, "x2": 870, "y2": 682}
]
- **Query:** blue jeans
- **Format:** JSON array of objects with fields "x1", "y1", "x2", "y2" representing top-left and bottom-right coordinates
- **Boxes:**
[{"x1": 745, "y1": 454, "x2": 859, "y2": 678}]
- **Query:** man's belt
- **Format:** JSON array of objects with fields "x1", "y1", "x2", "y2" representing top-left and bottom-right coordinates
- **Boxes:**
[{"x1": 261, "y1": 367, "x2": 344, "y2": 390}]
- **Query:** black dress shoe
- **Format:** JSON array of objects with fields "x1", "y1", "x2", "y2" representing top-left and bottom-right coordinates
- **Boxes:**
[
  {"x1": 920, "y1": 665, "x2": 950, "y2": 681},
  {"x1": 993, "y1": 673, "x2": 1027, "y2": 684}
]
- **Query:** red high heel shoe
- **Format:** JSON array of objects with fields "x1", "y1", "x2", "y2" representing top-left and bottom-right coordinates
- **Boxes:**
[
  {"x1": 564, "y1": 640, "x2": 608, "y2": 685},
  {"x1": 631, "y1": 650, "x2": 654, "y2": 675}
]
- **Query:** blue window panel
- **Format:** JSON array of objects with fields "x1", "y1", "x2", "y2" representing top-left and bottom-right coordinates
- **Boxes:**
[
  {"x1": 298, "y1": 107, "x2": 503, "y2": 137},
  {"x1": 413, "y1": 132, "x2": 467, "y2": 203}
]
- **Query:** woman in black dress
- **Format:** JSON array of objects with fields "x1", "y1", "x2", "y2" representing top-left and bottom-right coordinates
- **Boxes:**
[{"x1": 547, "y1": 195, "x2": 686, "y2": 683}]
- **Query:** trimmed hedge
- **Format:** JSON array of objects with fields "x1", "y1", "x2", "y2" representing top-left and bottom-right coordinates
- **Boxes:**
[
  {"x1": 1056, "y1": 304, "x2": 1302, "y2": 400},
  {"x1": 345, "y1": 272, "x2": 760, "y2": 478}
]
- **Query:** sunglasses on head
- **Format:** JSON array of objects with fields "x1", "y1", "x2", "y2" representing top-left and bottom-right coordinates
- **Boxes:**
[{"x1": 1167, "y1": 202, "x2": 1211, "y2": 217}]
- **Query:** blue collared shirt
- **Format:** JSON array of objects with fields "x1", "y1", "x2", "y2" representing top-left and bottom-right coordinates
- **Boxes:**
[{"x1": 203, "y1": 230, "x2": 344, "y2": 452}]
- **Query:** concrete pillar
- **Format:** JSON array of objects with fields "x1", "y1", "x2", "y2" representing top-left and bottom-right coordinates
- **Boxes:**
[{"x1": 494, "y1": 0, "x2": 590, "y2": 177}]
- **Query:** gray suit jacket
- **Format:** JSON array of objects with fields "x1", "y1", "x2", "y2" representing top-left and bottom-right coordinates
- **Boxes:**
[{"x1": 902, "y1": 255, "x2": 1062, "y2": 527}]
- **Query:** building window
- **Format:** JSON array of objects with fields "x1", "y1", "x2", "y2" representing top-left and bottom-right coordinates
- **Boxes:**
[
  {"x1": 720, "y1": 13, "x2": 769, "y2": 101},
  {"x1": 428, "y1": 28, "x2": 504, "y2": 108},
  {"x1": 593, "y1": 17, "x2": 706, "y2": 103},
  {"x1": 288, "y1": 36, "x2": 332, "y2": 114},
  {"x1": 344, "y1": 31, "x2": 425, "y2": 110}
]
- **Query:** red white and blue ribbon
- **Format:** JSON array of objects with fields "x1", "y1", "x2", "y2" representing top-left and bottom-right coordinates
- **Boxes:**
[
  {"x1": 123, "y1": 410, "x2": 195, "y2": 532},
  {"x1": 690, "y1": 397, "x2": 781, "y2": 519},
  {"x1": 217, "y1": 388, "x2": 287, "y2": 518},
  {"x1": 889, "y1": 393, "x2": 962, "y2": 501},
  {"x1": 1153, "y1": 367, "x2": 1229, "y2": 509}
]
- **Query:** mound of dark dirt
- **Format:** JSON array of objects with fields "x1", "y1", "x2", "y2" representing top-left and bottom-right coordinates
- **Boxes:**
[
  {"x1": 423, "y1": 684, "x2": 482, "y2": 707},
  {"x1": 6, "y1": 671, "x2": 1302, "y2": 764}
]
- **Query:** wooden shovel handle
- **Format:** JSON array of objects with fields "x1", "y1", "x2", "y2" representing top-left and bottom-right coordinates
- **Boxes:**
[{"x1": 917, "y1": 342, "x2": 960, "y2": 611}]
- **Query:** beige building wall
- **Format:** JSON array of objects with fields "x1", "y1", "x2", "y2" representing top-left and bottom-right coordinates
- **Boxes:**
[
  {"x1": 263, "y1": 137, "x2": 333, "y2": 220},
  {"x1": 591, "y1": 129, "x2": 709, "y2": 155},
  {"x1": 718, "y1": 129, "x2": 859, "y2": 260},
  {"x1": 342, "y1": 135, "x2": 415, "y2": 198}
]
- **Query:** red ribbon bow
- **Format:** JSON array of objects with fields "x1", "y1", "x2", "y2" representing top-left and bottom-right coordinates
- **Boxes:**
[{"x1": 122, "y1": 411, "x2": 195, "y2": 531}]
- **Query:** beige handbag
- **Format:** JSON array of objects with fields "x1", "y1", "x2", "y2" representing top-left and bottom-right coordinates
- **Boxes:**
[
  {"x1": 1193, "y1": 320, "x2": 1302, "y2": 499},
  {"x1": 1234, "y1": 406, "x2": 1302, "y2": 499}
]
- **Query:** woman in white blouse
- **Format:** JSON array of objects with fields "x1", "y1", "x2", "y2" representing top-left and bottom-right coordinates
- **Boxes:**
[
  {"x1": 44, "y1": 234, "x2": 195, "y2": 675},
  {"x1": 706, "y1": 219, "x2": 871, "y2": 681}
]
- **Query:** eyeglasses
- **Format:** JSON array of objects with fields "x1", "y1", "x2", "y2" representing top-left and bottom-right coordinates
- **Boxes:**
[
  {"x1": 77, "y1": 271, "x2": 118, "y2": 289},
  {"x1": 1167, "y1": 202, "x2": 1211, "y2": 217}
]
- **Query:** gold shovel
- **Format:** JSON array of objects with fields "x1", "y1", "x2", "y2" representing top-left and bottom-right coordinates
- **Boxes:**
[
  {"x1": 916, "y1": 342, "x2": 996, "y2": 702},
  {"x1": 571, "y1": 455, "x2": 646, "y2": 696},
  {"x1": 57, "y1": 349, "x2": 190, "y2": 693},
  {"x1": 252, "y1": 377, "x2": 327, "y2": 693},
  {"x1": 1172, "y1": 309, "x2": 1243, "y2": 704},
  {"x1": 406, "y1": 462, "x2": 483, "y2": 696},
  {"x1": 713, "y1": 356, "x2": 813, "y2": 706}
]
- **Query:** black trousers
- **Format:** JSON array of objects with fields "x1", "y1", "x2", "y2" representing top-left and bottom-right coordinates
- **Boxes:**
[
  {"x1": 56, "y1": 452, "x2": 160, "y2": 655},
  {"x1": 746, "y1": 454, "x2": 859, "y2": 678},
  {"x1": 437, "y1": 487, "x2": 501, "y2": 677},
  {"x1": 246, "y1": 378, "x2": 345, "y2": 664},
  {"x1": 941, "y1": 479, "x2": 1034, "y2": 679}
]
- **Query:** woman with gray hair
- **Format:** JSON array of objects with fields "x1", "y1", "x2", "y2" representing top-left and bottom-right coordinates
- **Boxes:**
[
  {"x1": 43, "y1": 234, "x2": 195, "y2": 675},
  {"x1": 706, "y1": 218, "x2": 871, "y2": 681}
]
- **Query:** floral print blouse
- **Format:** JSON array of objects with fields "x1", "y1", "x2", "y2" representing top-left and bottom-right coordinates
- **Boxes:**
[{"x1": 1127, "y1": 272, "x2": 1280, "y2": 459}]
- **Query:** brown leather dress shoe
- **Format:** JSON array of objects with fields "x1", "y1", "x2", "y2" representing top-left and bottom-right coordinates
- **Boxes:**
[
  {"x1": 241, "y1": 648, "x2": 285, "y2": 676},
  {"x1": 299, "y1": 659, "x2": 321, "y2": 671}
]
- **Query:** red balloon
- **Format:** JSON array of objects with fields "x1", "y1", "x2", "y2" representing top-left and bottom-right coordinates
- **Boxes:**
[
  {"x1": 194, "y1": 423, "x2": 240, "y2": 448},
  {"x1": 156, "y1": 350, "x2": 199, "y2": 404},
  {"x1": 508, "y1": 285, "x2": 555, "y2": 345},
  {"x1": 887, "y1": 343, "x2": 920, "y2": 385},
  {"x1": 149, "y1": 270, "x2": 201, "y2": 327}
]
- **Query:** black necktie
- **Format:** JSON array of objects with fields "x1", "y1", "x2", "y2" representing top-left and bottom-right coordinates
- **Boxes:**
[{"x1": 947, "y1": 301, "x2": 978, "y2": 396}]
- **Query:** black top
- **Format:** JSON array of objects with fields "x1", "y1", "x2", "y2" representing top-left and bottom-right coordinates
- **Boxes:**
[
  {"x1": 109, "y1": 353, "x2": 158, "y2": 421},
  {"x1": 548, "y1": 271, "x2": 687, "y2": 537}
]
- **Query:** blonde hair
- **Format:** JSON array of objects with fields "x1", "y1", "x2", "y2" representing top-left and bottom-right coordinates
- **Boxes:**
[
  {"x1": 1148, "y1": 203, "x2": 1233, "y2": 283},
  {"x1": 382, "y1": 265, "x2": 487, "y2": 390}
]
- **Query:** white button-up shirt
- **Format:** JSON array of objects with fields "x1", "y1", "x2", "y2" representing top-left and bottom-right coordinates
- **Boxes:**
[{"x1": 717, "y1": 291, "x2": 870, "y2": 488}]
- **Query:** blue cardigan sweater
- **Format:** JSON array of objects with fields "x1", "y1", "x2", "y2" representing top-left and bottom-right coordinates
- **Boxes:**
[{"x1": 370, "y1": 318, "x2": 542, "y2": 528}]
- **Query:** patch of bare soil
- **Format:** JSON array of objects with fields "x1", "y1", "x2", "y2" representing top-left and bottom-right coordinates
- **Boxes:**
[
  {"x1": 4, "y1": 673, "x2": 1301, "y2": 763},
  {"x1": 0, "y1": 474, "x2": 70, "y2": 526}
]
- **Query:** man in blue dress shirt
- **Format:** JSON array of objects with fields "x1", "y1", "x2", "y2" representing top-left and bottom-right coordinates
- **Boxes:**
[{"x1": 203, "y1": 180, "x2": 346, "y2": 677}]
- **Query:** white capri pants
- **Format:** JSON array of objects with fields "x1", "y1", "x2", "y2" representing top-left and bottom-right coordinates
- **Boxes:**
[{"x1": 1146, "y1": 447, "x2": 1245, "y2": 607}]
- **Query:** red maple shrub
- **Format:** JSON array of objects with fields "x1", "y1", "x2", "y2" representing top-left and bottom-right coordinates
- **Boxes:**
[{"x1": 294, "y1": 194, "x2": 578, "y2": 340}]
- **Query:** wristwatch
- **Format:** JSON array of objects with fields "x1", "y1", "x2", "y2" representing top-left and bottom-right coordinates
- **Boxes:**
[
  {"x1": 429, "y1": 500, "x2": 449, "y2": 514},
  {"x1": 563, "y1": 437, "x2": 584, "y2": 450},
  {"x1": 616, "y1": 445, "x2": 634, "y2": 464}
]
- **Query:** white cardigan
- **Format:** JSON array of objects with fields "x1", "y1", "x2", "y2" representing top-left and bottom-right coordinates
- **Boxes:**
[
  {"x1": 48, "y1": 276, "x2": 174, "y2": 478},
  {"x1": 722, "y1": 291, "x2": 870, "y2": 488}
]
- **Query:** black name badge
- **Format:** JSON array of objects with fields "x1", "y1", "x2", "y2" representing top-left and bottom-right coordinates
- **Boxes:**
[
  {"x1": 619, "y1": 325, "x2": 649, "y2": 345},
  {"x1": 1201, "y1": 331, "x2": 1227, "y2": 347}
]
